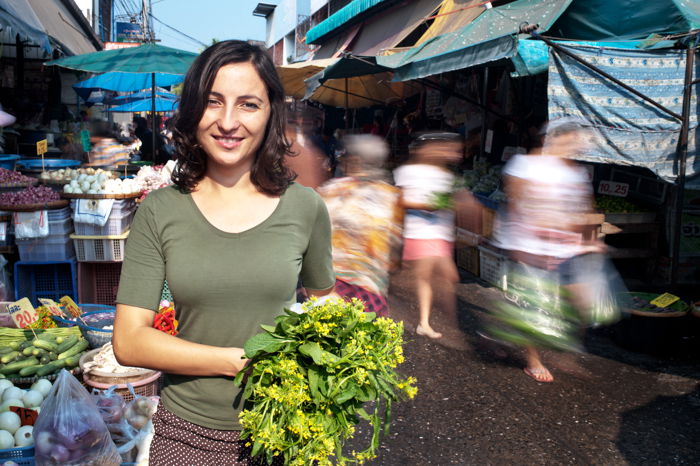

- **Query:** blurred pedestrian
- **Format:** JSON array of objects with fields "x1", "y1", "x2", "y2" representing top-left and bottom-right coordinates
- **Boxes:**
[
  {"x1": 494, "y1": 118, "x2": 606, "y2": 383},
  {"x1": 394, "y1": 133, "x2": 463, "y2": 339},
  {"x1": 318, "y1": 135, "x2": 403, "y2": 317}
]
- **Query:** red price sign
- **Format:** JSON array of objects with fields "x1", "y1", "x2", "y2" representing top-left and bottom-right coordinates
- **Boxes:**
[
  {"x1": 38, "y1": 298, "x2": 64, "y2": 317},
  {"x1": 9, "y1": 406, "x2": 39, "y2": 426},
  {"x1": 60, "y1": 296, "x2": 82, "y2": 318},
  {"x1": 7, "y1": 298, "x2": 38, "y2": 329},
  {"x1": 598, "y1": 180, "x2": 629, "y2": 197}
]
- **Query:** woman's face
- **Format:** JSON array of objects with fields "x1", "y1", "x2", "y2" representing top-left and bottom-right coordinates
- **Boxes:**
[{"x1": 196, "y1": 62, "x2": 271, "y2": 172}]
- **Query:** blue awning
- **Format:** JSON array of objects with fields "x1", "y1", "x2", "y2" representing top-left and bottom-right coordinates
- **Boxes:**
[
  {"x1": 73, "y1": 72, "x2": 184, "y2": 101},
  {"x1": 377, "y1": 0, "x2": 572, "y2": 82},
  {"x1": 306, "y1": 0, "x2": 391, "y2": 45}
]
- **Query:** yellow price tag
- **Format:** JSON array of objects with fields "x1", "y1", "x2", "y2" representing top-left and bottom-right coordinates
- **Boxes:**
[
  {"x1": 60, "y1": 296, "x2": 82, "y2": 318},
  {"x1": 36, "y1": 139, "x2": 48, "y2": 155},
  {"x1": 38, "y1": 298, "x2": 64, "y2": 317},
  {"x1": 7, "y1": 298, "x2": 38, "y2": 328},
  {"x1": 649, "y1": 293, "x2": 680, "y2": 308}
]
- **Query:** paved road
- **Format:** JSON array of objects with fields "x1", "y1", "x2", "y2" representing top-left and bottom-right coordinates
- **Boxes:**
[{"x1": 348, "y1": 269, "x2": 700, "y2": 465}]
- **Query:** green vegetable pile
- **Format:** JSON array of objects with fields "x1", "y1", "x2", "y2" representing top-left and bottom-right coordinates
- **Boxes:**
[
  {"x1": 234, "y1": 298, "x2": 417, "y2": 465},
  {"x1": 0, "y1": 329, "x2": 89, "y2": 378},
  {"x1": 430, "y1": 191, "x2": 454, "y2": 210},
  {"x1": 594, "y1": 195, "x2": 645, "y2": 213}
]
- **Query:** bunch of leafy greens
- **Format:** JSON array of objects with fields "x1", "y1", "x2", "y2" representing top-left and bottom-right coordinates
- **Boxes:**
[
  {"x1": 430, "y1": 191, "x2": 454, "y2": 210},
  {"x1": 234, "y1": 298, "x2": 417, "y2": 465}
]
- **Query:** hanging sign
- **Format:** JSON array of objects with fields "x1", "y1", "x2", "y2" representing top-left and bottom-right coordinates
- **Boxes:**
[
  {"x1": 80, "y1": 130, "x2": 91, "y2": 152},
  {"x1": 598, "y1": 180, "x2": 629, "y2": 197},
  {"x1": 7, "y1": 298, "x2": 38, "y2": 329}
]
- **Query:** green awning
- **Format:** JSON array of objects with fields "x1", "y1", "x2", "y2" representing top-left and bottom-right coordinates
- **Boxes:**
[
  {"x1": 377, "y1": 0, "x2": 572, "y2": 82},
  {"x1": 306, "y1": 0, "x2": 391, "y2": 44}
]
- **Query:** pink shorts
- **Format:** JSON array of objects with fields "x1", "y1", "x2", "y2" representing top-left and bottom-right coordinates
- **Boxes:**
[{"x1": 402, "y1": 238, "x2": 454, "y2": 261}]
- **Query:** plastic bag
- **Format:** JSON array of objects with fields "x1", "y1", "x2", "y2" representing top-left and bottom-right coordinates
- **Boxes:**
[
  {"x1": 487, "y1": 262, "x2": 583, "y2": 352},
  {"x1": 13, "y1": 211, "x2": 48, "y2": 239},
  {"x1": 0, "y1": 254, "x2": 12, "y2": 301},
  {"x1": 571, "y1": 253, "x2": 626, "y2": 327},
  {"x1": 34, "y1": 370, "x2": 121, "y2": 466}
]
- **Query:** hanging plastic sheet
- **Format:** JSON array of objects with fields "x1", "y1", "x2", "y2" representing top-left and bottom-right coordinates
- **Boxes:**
[{"x1": 547, "y1": 43, "x2": 699, "y2": 188}]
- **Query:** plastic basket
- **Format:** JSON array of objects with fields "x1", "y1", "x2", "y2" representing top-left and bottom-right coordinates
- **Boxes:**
[
  {"x1": 0, "y1": 445, "x2": 34, "y2": 465},
  {"x1": 47, "y1": 207, "x2": 71, "y2": 221},
  {"x1": 14, "y1": 260, "x2": 77, "y2": 305},
  {"x1": 74, "y1": 209, "x2": 135, "y2": 236},
  {"x1": 76, "y1": 309, "x2": 115, "y2": 348},
  {"x1": 78, "y1": 262, "x2": 122, "y2": 306},
  {"x1": 47, "y1": 217, "x2": 74, "y2": 235},
  {"x1": 478, "y1": 245, "x2": 510, "y2": 290},
  {"x1": 53, "y1": 304, "x2": 116, "y2": 327},
  {"x1": 71, "y1": 232, "x2": 128, "y2": 262},
  {"x1": 17, "y1": 235, "x2": 75, "y2": 262},
  {"x1": 83, "y1": 370, "x2": 162, "y2": 402}
]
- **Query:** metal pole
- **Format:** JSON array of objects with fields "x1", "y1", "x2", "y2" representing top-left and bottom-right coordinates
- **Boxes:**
[
  {"x1": 479, "y1": 67, "x2": 489, "y2": 159},
  {"x1": 151, "y1": 72, "x2": 156, "y2": 162},
  {"x1": 344, "y1": 77, "x2": 349, "y2": 129},
  {"x1": 671, "y1": 45, "x2": 697, "y2": 284}
]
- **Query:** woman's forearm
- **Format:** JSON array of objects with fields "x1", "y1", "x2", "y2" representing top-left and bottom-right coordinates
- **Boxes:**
[{"x1": 113, "y1": 306, "x2": 246, "y2": 377}]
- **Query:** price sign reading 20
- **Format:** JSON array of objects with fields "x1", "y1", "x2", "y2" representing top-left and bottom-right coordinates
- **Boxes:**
[{"x1": 598, "y1": 180, "x2": 629, "y2": 198}]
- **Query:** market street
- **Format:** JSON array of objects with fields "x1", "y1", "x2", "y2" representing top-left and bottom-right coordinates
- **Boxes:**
[{"x1": 347, "y1": 269, "x2": 700, "y2": 465}]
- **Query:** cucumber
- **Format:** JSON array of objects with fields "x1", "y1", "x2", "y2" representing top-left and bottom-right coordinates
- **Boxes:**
[
  {"x1": 36, "y1": 360, "x2": 65, "y2": 377},
  {"x1": 48, "y1": 352, "x2": 57, "y2": 361},
  {"x1": 62, "y1": 355, "x2": 81, "y2": 369},
  {"x1": 18, "y1": 341, "x2": 32, "y2": 350},
  {"x1": 39, "y1": 355, "x2": 51, "y2": 365},
  {"x1": 22, "y1": 347, "x2": 35, "y2": 357},
  {"x1": 55, "y1": 336, "x2": 65, "y2": 345},
  {"x1": 0, "y1": 357, "x2": 39, "y2": 375},
  {"x1": 7, "y1": 342, "x2": 20, "y2": 351},
  {"x1": 0, "y1": 346, "x2": 15, "y2": 355},
  {"x1": 31, "y1": 348, "x2": 48, "y2": 358},
  {"x1": 58, "y1": 339, "x2": 89, "y2": 360},
  {"x1": 32, "y1": 339, "x2": 58, "y2": 353},
  {"x1": 18, "y1": 364, "x2": 44, "y2": 377},
  {"x1": 37, "y1": 333, "x2": 56, "y2": 342},
  {"x1": 0, "y1": 351, "x2": 19, "y2": 364},
  {"x1": 55, "y1": 335, "x2": 79, "y2": 354}
]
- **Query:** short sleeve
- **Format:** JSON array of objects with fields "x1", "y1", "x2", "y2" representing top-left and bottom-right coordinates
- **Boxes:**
[
  {"x1": 299, "y1": 195, "x2": 335, "y2": 291},
  {"x1": 116, "y1": 196, "x2": 166, "y2": 310}
]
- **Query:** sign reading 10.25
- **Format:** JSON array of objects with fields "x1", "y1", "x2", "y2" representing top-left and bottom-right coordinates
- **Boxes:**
[{"x1": 598, "y1": 180, "x2": 629, "y2": 197}]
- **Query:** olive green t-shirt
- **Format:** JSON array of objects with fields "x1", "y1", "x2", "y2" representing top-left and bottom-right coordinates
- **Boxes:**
[{"x1": 116, "y1": 183, "x2": 335, "y2": 430}]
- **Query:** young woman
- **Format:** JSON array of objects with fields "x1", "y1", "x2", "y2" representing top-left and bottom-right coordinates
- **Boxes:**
[
  {"x1": 113, "y1": 40, "x2": 335, "y2": 465},
  {"x1": 394, "y1": 133, "x2": 463, "y2": 339}
]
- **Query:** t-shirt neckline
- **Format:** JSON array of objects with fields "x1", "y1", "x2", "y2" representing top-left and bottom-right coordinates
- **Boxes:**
[{"x1": 186, "y1": 187, "x2": 286, "y2": 238}]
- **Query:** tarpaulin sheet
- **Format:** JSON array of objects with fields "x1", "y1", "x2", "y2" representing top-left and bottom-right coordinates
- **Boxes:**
[{"x1": 548, "y1": 44, "x2": 699, "y2": 187}]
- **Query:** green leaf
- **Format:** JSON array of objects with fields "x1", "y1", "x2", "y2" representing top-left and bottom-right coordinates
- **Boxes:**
[
  {"x1": 243, "y1": 332, "x2": 286, "y2": 358},
  {"x1": 251, "y1": 440, "x2": 262, "y2": 457},
  {"x1": 335, "y1": 386, "x2": 356, "y2": 404},
  {"x1": 308, "y1": 367, "x2": 322, "y2": 401},
  {"x1": 260, "y1": 324, "x2": 276, "y2": 333},
  {"x1": 299, "y1": 342, "x2": 340, "y2": 366},
  {"x1": 356, "y1": 407, "x2": 372, "y2": 421}
]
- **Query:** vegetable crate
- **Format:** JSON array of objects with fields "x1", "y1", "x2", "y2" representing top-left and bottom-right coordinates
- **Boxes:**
[
  {"x1": 455, "y1": 246, "x2": 480, "y2": 276},
  {"x1": 16, "y1": 235, "x2": 75, "y2": 262},
  {"x1": 78, "y1": 262, "x2": 122, "y2": 306},
  {"x1": 0, "y1": 445, "x2": 34, "y2": 466},
  {"x1": 14, "y1": 259, "x2": 78, "y2": 306},
  {"x1": 71, "y1": 232, "x2": 128, "y2": 262},
  {"x1": 478, "y1": 245, "x2": 510, "y2": 290}
]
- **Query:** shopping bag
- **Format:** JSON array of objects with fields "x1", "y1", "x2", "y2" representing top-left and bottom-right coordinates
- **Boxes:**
[{"x1": 34, "y1": 370, "x2": 121, "y2": 466}]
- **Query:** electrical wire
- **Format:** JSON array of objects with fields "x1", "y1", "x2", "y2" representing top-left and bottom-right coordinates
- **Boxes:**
[{"x1": 149, "y1": 14, "x2": 208, "y2": 47}]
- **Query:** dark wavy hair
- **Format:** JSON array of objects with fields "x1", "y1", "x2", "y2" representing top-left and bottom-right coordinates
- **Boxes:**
[{"x1": 170, "y1": 40, "x2": 293, "y2": 195}]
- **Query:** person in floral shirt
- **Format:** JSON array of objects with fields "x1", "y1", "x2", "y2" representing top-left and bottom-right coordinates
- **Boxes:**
[{"x1": 318, "y1": 135, "x2": 403, "y2": 316}]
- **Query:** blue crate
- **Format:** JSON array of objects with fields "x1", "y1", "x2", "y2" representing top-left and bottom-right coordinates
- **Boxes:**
[
  {"x1": 14, "y1": 259, "x2": 78, "y2": 306},
  {"x1": 0, "y1": 445, "x2": 35, "y2": 465},
  {"x1": 77, "y1": 309, "x2": 115, "y2": 348}
]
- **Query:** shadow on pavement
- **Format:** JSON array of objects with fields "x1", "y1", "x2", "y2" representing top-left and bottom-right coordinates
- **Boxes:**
[{"x1": 616, "y1": 384, "x2": 700, "y2": 465}]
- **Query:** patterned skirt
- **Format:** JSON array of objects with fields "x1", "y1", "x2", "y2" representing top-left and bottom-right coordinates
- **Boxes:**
[
  {"x1": 149, "y1": 402, "x2": 284, "y2": 466},
  {"x1": 334, "y1": 279, "x2": 389, "y2": 317}
]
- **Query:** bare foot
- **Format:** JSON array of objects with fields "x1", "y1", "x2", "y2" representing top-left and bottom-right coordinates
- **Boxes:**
[
  {"x1": 524, "y1": 365, "x2": 554, "y2": 383},
  {"x1": 416, "y1": 324, "x2": 443, "y2": 339}
]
